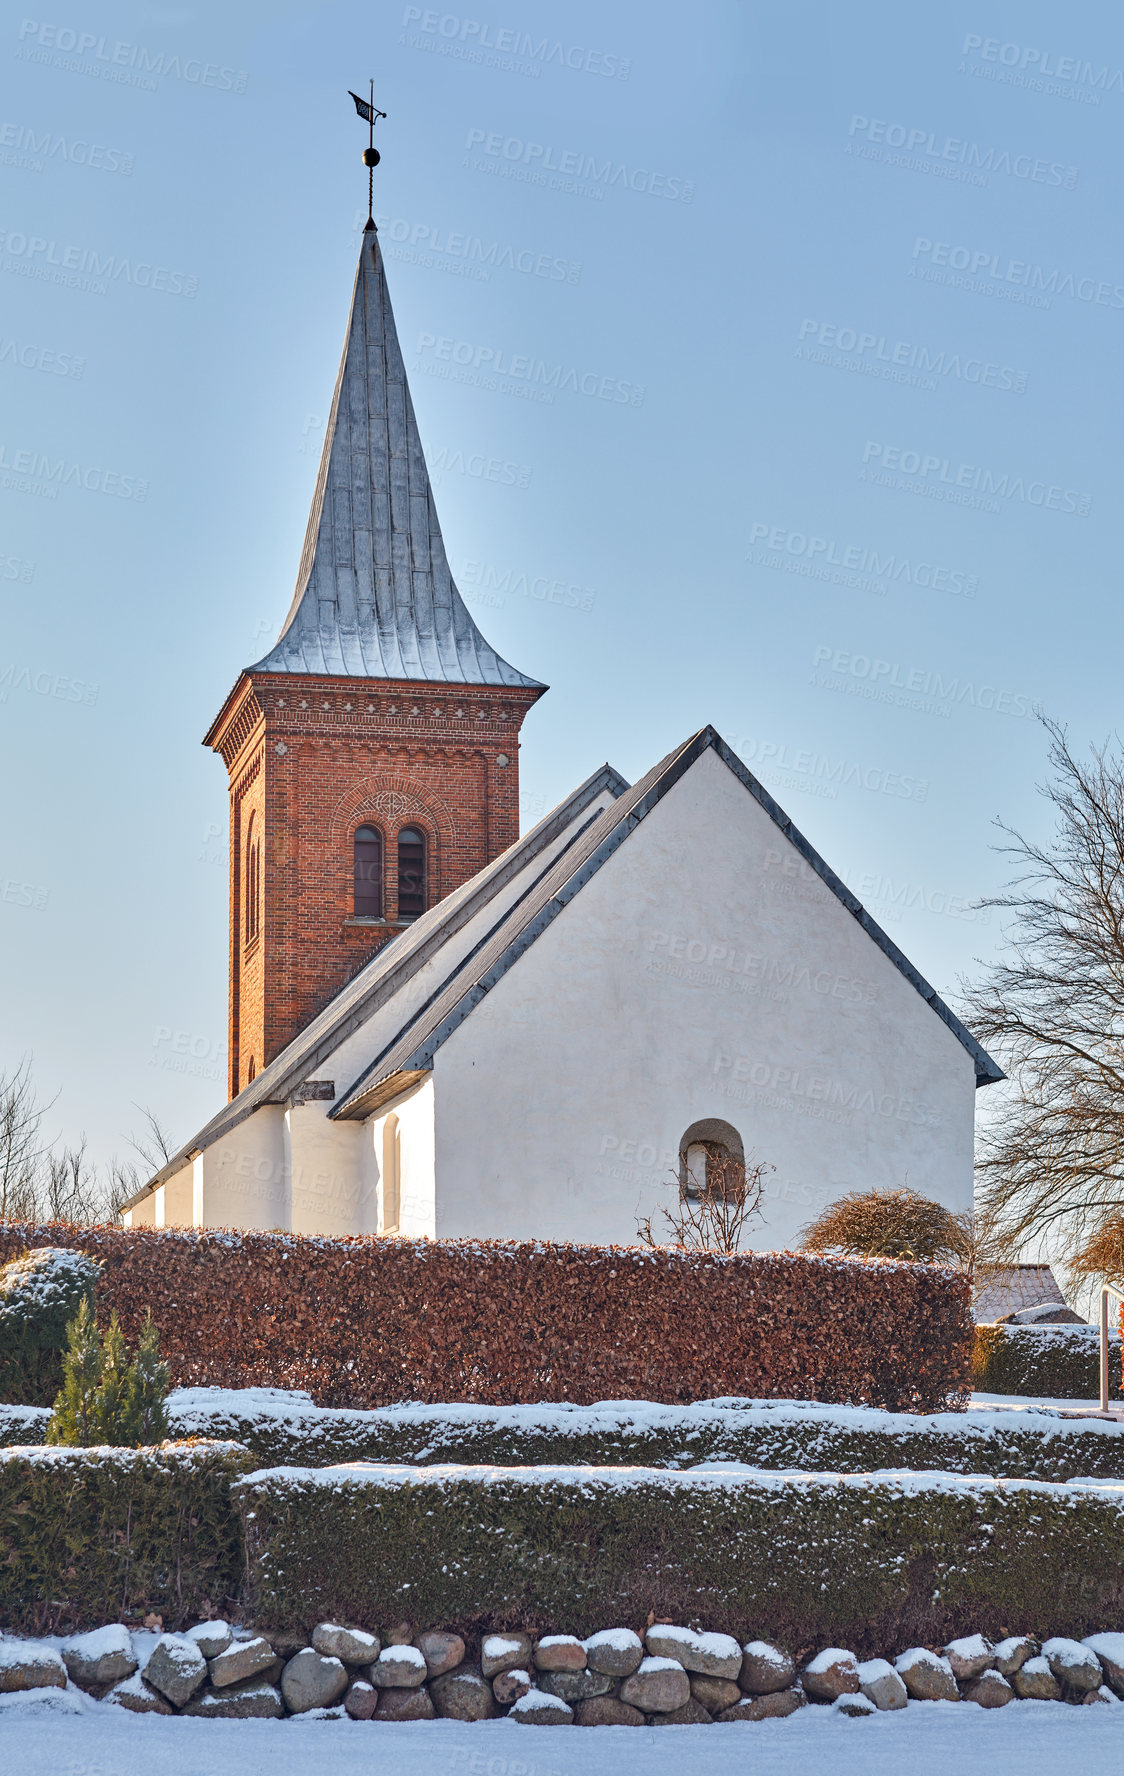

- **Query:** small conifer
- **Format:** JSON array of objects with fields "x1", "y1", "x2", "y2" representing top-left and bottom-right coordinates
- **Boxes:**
[
  {"x1": 92, "y1": 1312, "x2": 132, "y2": 1445},
  {"x1": 123, "y1": 1310, "x2": 170, "y2": 1446},
  {"x1": 46, "y1": 1295, "x2": 102, "y2": 1447}
]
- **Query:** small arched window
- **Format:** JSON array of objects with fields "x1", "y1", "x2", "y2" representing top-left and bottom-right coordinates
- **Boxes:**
[
  {"x1": 397, "y1": 827, "x2": 426, "y2": 922},
  {"x1": 381, "y1": 1113, "x2": 401, "y2": 1234},
  {"x1": 679, "y1": 1119, "x2": 746, "y2": 1201},
  {"x1": 354, "y1": 824, "x2": 383, "y2": 918},
  {"x1": 245, "y1": 815, "x2": 261, "y2": 943},
  {"x1": 247, "y1": 1056, "x2": 257, "y2": 1083}
]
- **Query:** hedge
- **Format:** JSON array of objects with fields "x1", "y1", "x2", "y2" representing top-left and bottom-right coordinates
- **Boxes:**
[
  {"x1": 0, "y1": 1404, "x2": 51, "y2": 1447},
  {"x1": 0, "y1": 1440, "x2": 255, "y2": 1633},
  {"x1": 974, "y1": 1324, "x2": 1123, "y2": 1401},
  {"x1": 0, "y1": 1222, "x2": 971, "y2": 1413},
  {"x1": 236, "y1": 1461, "x2": 1124, "y2": 1652}
]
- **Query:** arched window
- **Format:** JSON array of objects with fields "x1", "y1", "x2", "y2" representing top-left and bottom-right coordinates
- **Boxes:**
[
  {"x1": 245, "y1": 815, "x2": 261, "y2": 943},
  {"x1": 353, "y1": 824, "x2": 383, "y2": 918},
  {"x1": 247, "y1": 1056, "x2": 257, "y2": 1083},
  {"x1": 397, "y1": 827, "x2": 426, "y2": 921},
  {"x1": 381, "y1": 1113, "x2": 401, "y2": 1234},
  {"x1": 679, "y1": 1118, "x2": 746, "y2": 1200}
]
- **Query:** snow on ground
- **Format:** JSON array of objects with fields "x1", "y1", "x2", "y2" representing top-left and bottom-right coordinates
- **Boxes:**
[{"x1": 1, "y1": 1697, "x2": 1121, "y2": 1775}]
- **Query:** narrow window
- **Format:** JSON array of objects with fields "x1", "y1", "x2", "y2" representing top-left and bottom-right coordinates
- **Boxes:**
[
  {"x1": 397, "y1": 826, "x2": 426, "y2": 921},
  {"x1": 354, "y1": 824, "x2": 382, "y2": 918},
  {"x1": 247, "y1": 1056, "x2": 257, "y2": 1083},
  {"x1": 245, "y1": 815, "x2": 261, "y2": 942},
  {"x1": 381, "y1": 1113, "x2": 401, "y2": 1233}
]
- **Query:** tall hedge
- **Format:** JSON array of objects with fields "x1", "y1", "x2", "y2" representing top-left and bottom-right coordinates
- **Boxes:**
[
  {"x1": 0, "y1": 1222, "x2": 971, "y2": 1412},
  {"x1": 974, "y1": 1323, "x2": 1123, "y2": 1401}
]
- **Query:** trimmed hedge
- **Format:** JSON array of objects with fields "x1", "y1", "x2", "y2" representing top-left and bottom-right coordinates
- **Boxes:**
[
  {"x1": 236, "y1": 1462, "x2": 1124, "y2": 1652},
  {"x1": 0, "y1": 1440, "x2": 255, "y2": 1633},
  {"x1": 0, "y1": 1221, "x2": 972, "y2": 1413},
  {"x1": 974, "y1": 1324, "x2": 1123, "y2": 1401},
  {"x1": 0, "y1": 1403, "x2": 51, "y2": 1446}
]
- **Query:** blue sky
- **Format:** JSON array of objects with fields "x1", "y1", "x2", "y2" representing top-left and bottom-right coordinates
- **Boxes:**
[{"x1": 1, "y1": 0, "x2": 1121, "y2": 1167}]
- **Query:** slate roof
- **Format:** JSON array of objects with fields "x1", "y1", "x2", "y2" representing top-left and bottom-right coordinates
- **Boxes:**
[{"x1": 250, "y1": 222, "x2": 543, "y2": 688}]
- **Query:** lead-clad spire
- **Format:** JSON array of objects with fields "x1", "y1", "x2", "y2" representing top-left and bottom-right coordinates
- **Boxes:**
[{"x1": 252, "y1": 225, "x2": 544, "y2": 688}]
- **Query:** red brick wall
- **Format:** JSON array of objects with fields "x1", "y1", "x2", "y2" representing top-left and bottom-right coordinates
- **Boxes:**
[{"x1": 208, "y1": 675, "x2": 542, "y2": 1097}]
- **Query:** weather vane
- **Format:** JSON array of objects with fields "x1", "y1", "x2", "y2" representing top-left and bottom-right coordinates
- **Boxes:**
[{"x1": 349, "y1": 82, "x2": 387, "y2": 227}]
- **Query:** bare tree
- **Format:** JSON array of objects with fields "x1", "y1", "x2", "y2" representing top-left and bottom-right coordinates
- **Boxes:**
[
  {"x1": 0, "y1": 1058, "x2": 51, "y2": 1218},
  {"x1": 965, "y1": 717, "x2": 1124, "y2": 1264},
  {"x1": 42, "y1": 1138, "x2": 102, "y2": 1222},
  {"x1": 636, "y1": 1148, "x2": 771, "y2": 1255}
]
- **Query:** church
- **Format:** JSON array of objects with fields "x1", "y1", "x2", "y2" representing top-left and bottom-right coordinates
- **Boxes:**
[{"x1": 123, "y1": 210, "x2": 1001, "y2": 1250}]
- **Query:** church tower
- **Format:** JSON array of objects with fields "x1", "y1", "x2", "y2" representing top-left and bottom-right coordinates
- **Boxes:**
[{"x1": 204, "y1": 219, "x2": 546, "y2": 1098}]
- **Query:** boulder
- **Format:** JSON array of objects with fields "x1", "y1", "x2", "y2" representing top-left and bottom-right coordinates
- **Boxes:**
[
  {"x1": 620, "y1": 1656, "x2": 691, "y2": 1714},
  {"x1": 62, "y1": 1625, "x2": 136, "y2": 1689},
  {"x1": 740, "y1": 1639, "x2": 796, "y2": 1694},
  {"x1": 537, "y1": 1669, "x2": 613, "y2": 1703},
  {"x1": 1084, "y1": 1686, "x2": 1120, "y2": 1706},
  {"x1": 185, "y1": 1621, "x2": 233, "y2": 1661},
  {"x1": 1042, "y1": 1636, "x2": 1102, "y2": 1693},
  {"x1": 375, "y1": 1685, "x2": 435, "y2": 1721},
  {"x1": 646, "y1": 1625, "x2": 741, "y2": 1680},
  {"x1": 963, "y1": 1671, "x2": 1013, "y2": 1709},
  {"x1": 857, "y1": 1658, "x2": 908, "y2": 1711},
  {"x1": 1084, "y1": 1633, "x2": 1124, "y2": 1698},
  {"x1": 431, "y1": 1669, "x2": 498, "y2": 1720},
  {"x1": 833, "y1": 1692, "x2": 877, "y2": 1718},
  {"x1": 416, "y1": 1630, "x2": 465, "y2": 1679},
  {"x1": 895, "y1": 1648, "x2": 959, "y2": 1703},
  {"x1": 280, "y1": 1649, "x2": 349, "y2": 1714},
  {"x1": 584, "y1": 1628, "x2": 644, "y2": 1677},
  {"x1": 0, "y1": 1641, "x2": 67, "y2": 1695},
  {"x1": 1012, "y1": 1656, "x2": 1062, "y2": 1701},
  {"x1": 493, "y1": 1668, "x2": 533, "y2": 1707},
  {"x1": 650, "y1": 1699, "x2": 713, "y2": 1725},
  {"x1": 182, "y1": 1679, "x2": 285, "y2": 1719},
  {"x1": 312, "y1": 1623, "x2": 380, "y2": 1665},
  {"x1": 382, "y1": 1622, "x2": 415, "y2": 1646},
  {"x1": 574, "y1": 1695, "x2": 646, "y2": 1726},
  {"x1": 717, "y1": 1688, "x2": 805, "y2": 1722},
  {"x1": 143, "y1": 1635, "x2": 208, "y2": 1707},
  {"x1": 481, "y1": 1633, "x2": 533, "y2": 1678},
  {"x1": 371, "y1": 1645, "x2": 427, "y2": 1688},
  {"x1": 104, "y1": 1673, "x2": 174, "y2": 1715},
  {"x1": 344, "y1": 1680, "x2": 377, "y2": 1720},
  {"x1": 510, "y1": 1688, "x2": 574, "y2": 1726},
  {"x1": 802, "y1": 1648, "x2": 860, "y2": 1701},
  {"x1": 690, "y1": 1675, "x2": 742, "y2": 1712},
  {"x1": 943, "y1": 1635, "x2": 993, "y2": 1681},
  {"x1": 534, "y1": 1635, "x2": 586, "y2": 1671},
  {"x1": 209, "y1": 1636, "x2": 276, "y2": 1689},
  {"x1": 992, "y1": 1636, "x2": 1036, "y2": 1676}
]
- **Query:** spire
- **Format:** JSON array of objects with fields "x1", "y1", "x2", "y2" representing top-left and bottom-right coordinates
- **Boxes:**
[{"x1": 252, "y1": 228, "x2": 545, "y2": 689}]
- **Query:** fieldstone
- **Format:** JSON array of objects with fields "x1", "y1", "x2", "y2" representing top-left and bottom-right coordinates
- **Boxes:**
[
  {"x1": 511, "y1": 1688, "x2": 573, "y2": 1725},
  {"x1": 857, "y1": 1658, "x2": 908, "y2": 1711},
  {"x1": 344, "y1": 1679, "x2": 377, "y2": 1720},
  {"x1": 1042, "y1": 1636, "x2": 1102, "y2": 1693},
  {"x1": 281, "y1": 1648, "x2": 349, "y2": 1714},
  {"x1": 534, "y1": 1635, "x2": 586, "y2": 1671},
  {"x1": 312, "y1": 1623, "x2": 380, "y2": 1665},
  {"x1": 416, "y1": 1630, "x2": 465, "y2": 1678},
  {"x1": 62, "y1": 1625, "x2": 136, "y2": 1689},
  {"x1": 481, "y1": 1633, "x2": 533, "y2": 1678},
  {"x1": 0, "y1": 1642, "x2": 67, "y2": 1695},
  {"x1": 371, "y1": 1644, "x2": 427, "y2": 1688},
  {"x1": 646, "y1": 1625, "x2": 741, "y2": 1681},
  {"x1": 184, "y1": 1621, "x2": 233, "y2": 1660},
  {"x1": 584, "y1": 1628, "x2": 644, "y2": 1677},
  {"x1": 740, "y1": 1639, "x2": 796, "y2": 1694},
  {"x1": 493, "y1": 1668, "x2": 533, "y2": 1707},
  {"x1": 1084, "y1": 1686, "x2": 1120, "y2": 1706},
  {"x1": 537, "y1": 1668, "x2": 614, "y2": 1703},
  {"x1": 620, "y1": 1656, "x2": 691, "y2": 1713},
  {"x1": 992, "y1": 1636, "x2": 1036, "y2": 1676},
  {"x1": 802, "y1": 1648, "x2": 860, "y2": 1701},
  {"x1": 375, "y1": 1685, "x2": 436, "y2": 1721},
  {"x1": 574, "y1": 1695, "x2": 646, "y2": 1726},
  {"x1": 382, "y1": 1622, "x2": 415, "y2": 1646},
  {"x1": 1084, "y1": 1633, "x2": 1124, "y2": 1697},
  {"x1": 834, "y1": 1692, "x2": 877, "y2": 1718},
  {"x1": 963, "y1": 1671, "x2": 1014, "y2": 1709},
  {"x1": 183, "y1": 1679, "x2": 285, "y2": 1719},
  {"x1": 651, "y1": 1698, "x2": 713, "y2": 1725},
  {"x1": 944, "y1": 1635, "x2": 994, "y2": 1681},
  {"x1": 209, "y1": 1636, "x2": 277, "y2": 1689},
  {"x1": 718, "y1": 1687, "x2": 806, "y2": 1721},
  {"x1": 104, "y1": 1673, "x2": 174, "y2": 1715},
  {"x1": 895, "y1": 1648, "x2": 959, "y2": 1703},
  {"x1": 1012, "y1": 1656, "x2": 1062, "y2": 1701},
  {"x1": 431, "y1": 1668, "x2": 498, "y2": 1720},
  {"x1": 143, "y1": 1635, "x2": 208, "y2": 1707},
  {"x1": 690, "y1": 1674, "x2": 742, "y2": 1712}
]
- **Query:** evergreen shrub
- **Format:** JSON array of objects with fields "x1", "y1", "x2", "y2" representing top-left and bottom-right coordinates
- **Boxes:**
[
  {"x1": 973, "y1": 1323, "x2": 1123, "y2": 1401},
  {"x1": 0, "y1": 1246, "x2": 101, "y2": 1405}
]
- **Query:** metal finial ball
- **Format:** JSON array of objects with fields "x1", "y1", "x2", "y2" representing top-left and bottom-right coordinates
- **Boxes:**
[{"x1": 362, "y1": 147, "x2": 381, "y2": 168}]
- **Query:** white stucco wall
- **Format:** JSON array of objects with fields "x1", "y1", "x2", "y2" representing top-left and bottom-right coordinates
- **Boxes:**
[
  {"x1": 364, "y1": 1079, "x2": 436, "y2": 1237},
  {"x1": 194, "y1": 1105, "x2": 288, "y2": 1229},
  {"x1": 429, "y1": 746, "x2": 979, "y2": 1249}
]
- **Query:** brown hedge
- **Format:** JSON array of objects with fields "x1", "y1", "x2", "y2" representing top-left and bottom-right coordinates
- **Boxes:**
[{"x1": 0, "y1": 1221, "x2": 972, "y2": 1412}]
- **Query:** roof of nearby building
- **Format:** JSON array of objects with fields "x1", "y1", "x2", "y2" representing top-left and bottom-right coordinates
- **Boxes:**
[
  {"x1": 249, "y1": 222, "x2": 543, "y2": 689},
  {"x1": 330, "y1": 726, "x2": 1005, "y2": 1121},
  {"x1": 975, "y1": 1264, "x2": 1069, "y2": 1324}
]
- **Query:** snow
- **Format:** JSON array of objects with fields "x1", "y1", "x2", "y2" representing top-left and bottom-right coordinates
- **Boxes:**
[
  {"x1": 508, "y1": 1687, "x2": 569, "y2": 1718},
  {"x1": 1084, "y1": 1633, "x2": 1124, "y2": 1665},
  {"x1": 481, "y1": 1635, "x2": 523, "y2": 1660},
  {"x1": 806, "y1": 1648, "x2": 856, "y2": 1673},
  {"x1": 0, "y1": 1687, "x2": 84, "y2": 1716},
  {"x1": 647, "y1": 1626, "x2": 740, "y2": 1661},
  {"x1": 535, "y1": 1634, "x2": 582, "y2": 1650},
  {"x1": 896, "y1": 1649, "x2": 953, "y2": 1676},
  {"x1": 858, "y1": 1658, "x2": 896, "y2": 1683},
  {"x1": 374, "y1": 1646, "x2": 426, "y2": 1673},
  {"x1": 744, "y1": 1639, "x2": 789, "y2": 1665},
  {"x1": 635, "y1": 1656, "x2": 683, "y2": 1675},
  {"x1": 61, "y1": 1625, "x2": 132, "y2": 1660},
  {"x1": 945, "y1": 1635, "x2": 991, "y2": 1660},
  {"x1": 585, "y1": 1628, "x2": 642, "y2": 1653}
]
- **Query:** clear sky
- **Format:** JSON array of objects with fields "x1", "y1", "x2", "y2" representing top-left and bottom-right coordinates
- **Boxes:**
[{"x1": 1, "y1": 0, "x2": 1121, "y2": 1170}]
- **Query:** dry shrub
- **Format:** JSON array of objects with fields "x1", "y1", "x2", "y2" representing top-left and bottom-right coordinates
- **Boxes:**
[{"x1": 802, "y1": 1187, "x2": 966, "y2": 1261}]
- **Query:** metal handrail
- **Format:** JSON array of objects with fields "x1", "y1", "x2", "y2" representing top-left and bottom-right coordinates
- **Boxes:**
[{"x1": 1100, "y1": 1285, "x2": 1124, "y2": 1412}]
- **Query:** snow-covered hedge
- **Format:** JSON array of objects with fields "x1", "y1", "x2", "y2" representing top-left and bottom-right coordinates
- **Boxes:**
[
  {"x1": 235, "y1": 1460, "x2": 1124, "y2": 1652},
  {"x1": 0, "y1": 1245, "x2": 101, "y2": 1405},
  {"x1": 0, "y1": 1440, "x2": 255, "y2": 1634},
  {"x1": 974, "y1": 1324, "x2": 1123, "y2": 1400}
]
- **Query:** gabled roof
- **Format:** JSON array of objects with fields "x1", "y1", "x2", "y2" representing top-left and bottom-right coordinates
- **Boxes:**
[
  {"x1": 250, "y1": 222, "x2": 543, "y2": 689},
  {"x1": 331, "y1": 726, "x2": 1003, "y2": 1120},
  {"x1": 128, "y1": 763, "x2": 628, "y2": 1206}
]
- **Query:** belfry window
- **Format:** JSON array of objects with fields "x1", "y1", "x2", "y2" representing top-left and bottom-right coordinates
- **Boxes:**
[
  {"x1": 245, "y1": 815, "x2": 261, "y2": 943},
  {"x1": 397, "y1": 827, "x2": 426, "y2": 921},
  {"x1": 354, "y1": 825, "x2": 383, "y2": 918}
]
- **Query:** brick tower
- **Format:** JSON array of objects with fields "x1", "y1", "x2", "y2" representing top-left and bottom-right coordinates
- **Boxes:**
[{"x1": 205, "y1": 220, "x2": 546, "y2": 1098}]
